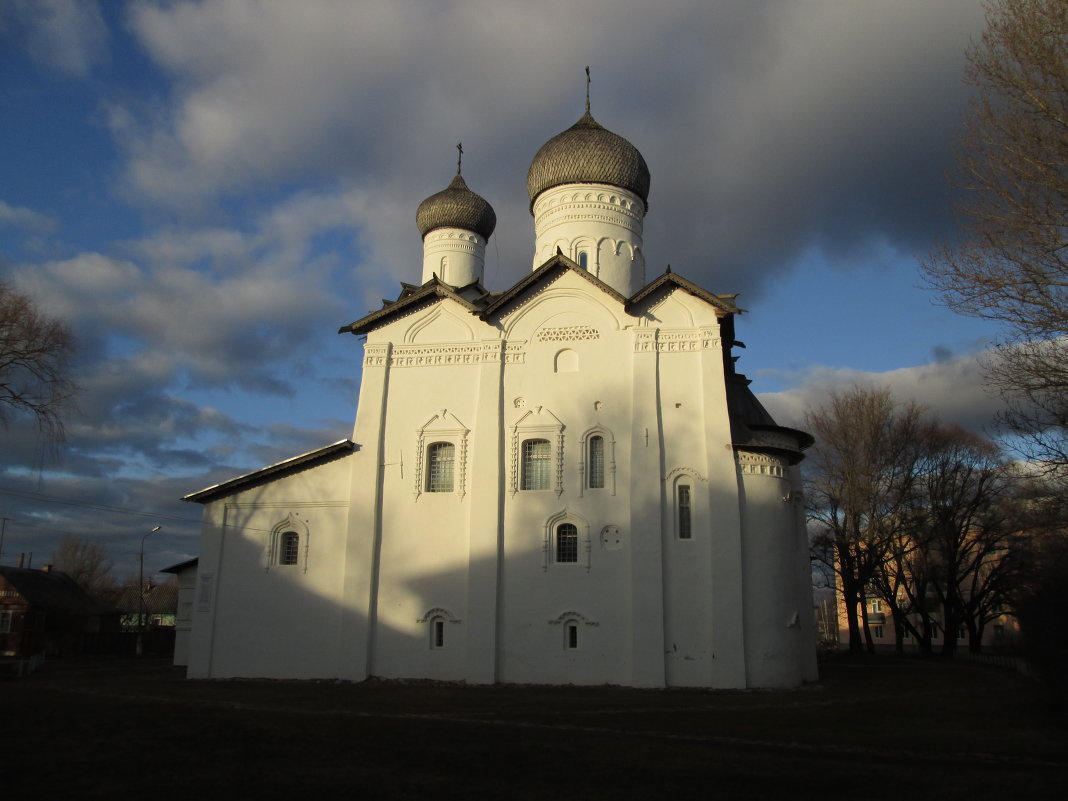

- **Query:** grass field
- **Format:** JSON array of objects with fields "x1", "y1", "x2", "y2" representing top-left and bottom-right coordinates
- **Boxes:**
[{"x1": 3, "y1": 654, "x2": 1065, "y2": 799}]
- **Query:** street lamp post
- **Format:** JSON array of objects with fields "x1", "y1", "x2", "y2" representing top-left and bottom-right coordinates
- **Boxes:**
[{"x1": 137, "y1": 525, "x2": 161, "y2": 656}]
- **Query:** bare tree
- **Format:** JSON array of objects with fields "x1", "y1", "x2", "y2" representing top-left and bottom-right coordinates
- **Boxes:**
[
  {"x1": 0, "y1": 279, "x2": 75, "y2": 439},
  {"x1": 807, "y1": 390, "x2": 1020, "y2": 658},
  {"x1": 805, "y1": 387, "x2": 928, "y2": 654},
  {"x1": 50, "y1": 535, "x2": 117, "y2": 605},
  {"x1": 922, "y1": 0, "x2": 1068, "y2": 472},
  {"x1": 908, "y1": 426, "x2": 1012, "y2": 657}
]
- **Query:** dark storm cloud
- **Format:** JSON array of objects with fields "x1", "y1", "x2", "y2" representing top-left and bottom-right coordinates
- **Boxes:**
[{"x1": 120, "y1": 0, "x2": 986, "y2": 301}]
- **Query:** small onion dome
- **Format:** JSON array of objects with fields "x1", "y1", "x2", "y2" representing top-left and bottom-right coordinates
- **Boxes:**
[
  {"x1": 526, "y1": 110, "x2": 650, "y2": 210},
  {"x1": 416, "y1": 173, "x2": 497, "y2": 241}
]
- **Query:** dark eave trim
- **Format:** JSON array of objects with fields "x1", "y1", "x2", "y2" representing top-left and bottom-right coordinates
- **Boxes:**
[
  {"x1": 626, "y1": 271, "x2": 741, "y2": 315},
  {"x1": 339, "y1": 277, "x2": 484, "y2": 336},
  {"x1": 160, "y1": 557, "x2": 199, "y2": 574}
]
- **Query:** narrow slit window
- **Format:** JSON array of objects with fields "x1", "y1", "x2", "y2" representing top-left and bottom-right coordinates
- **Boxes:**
[
  {"x1": 431, "y1": 618, "x2": 445, "y2": 649},
  {"x1": 677, "y1": 485, "x2": 692, "y2": 540},
  {"x1": 578, "y1": 250, "x2": 588, "y2": 269},
  {"x1": 557, "y1": 523, "x2": 578, "y2": 563},
  {"x1": 566, "y1": 622, "x2": 579, "y2": 649},
  {"x1": 426, "y1": 442, "x2": 455, "y2": 493},
  {"x1": 280, "y1": 531, "x2": 300, "y2": 565},
  {"x1": 588, "y1": 435, "x2": 604, "y2": 489},
  {"x1": 521, "y1": 439, "x2": 551, "y2": 490}
]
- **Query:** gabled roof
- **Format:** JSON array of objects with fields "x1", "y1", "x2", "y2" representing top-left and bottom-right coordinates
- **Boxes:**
[
  {"x1": 480, "y1": 252, "x2": 628, "y2": 320},
  {"x1": 626, "y1": 269, "x2": 741, "y2": 316},
  {"x1": 0, "y1": 566, "x2": 117, "y2": 616},
  {"x1": 339, "y1": 276, "x2": 487, "y2": 336},
  {"x1": 182, "y1": 440, "x2": 355, "y2": 504}
]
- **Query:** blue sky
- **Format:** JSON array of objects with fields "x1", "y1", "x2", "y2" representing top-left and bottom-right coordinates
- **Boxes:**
[{"x1": 0, "y1": 0, "x2": 1004, "y2": 578}]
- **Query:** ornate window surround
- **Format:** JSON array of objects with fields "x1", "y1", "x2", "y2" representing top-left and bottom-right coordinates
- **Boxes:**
[
  {"x1": 267, "y1": 514, "x2": 310, "y2": 573},
  {"x1": 510, "y1": 407, "x2": 565, "y2": 497},
  {"x1": 417, "y1": 607, "x2": 461, "y2": 650},
  {"x1": 579, "y1": 426, "x2": 616, "y2": 496},
  {"x1": 543, "y1": 509, "x2": 591, "y2": 572},
  {"x1": 414, "y1": 410, "x2": 470, "y2": 500},
  {"x1": 548, "y1": 609, "x2": 598, "y2": 651},
  {"x1": 667, "y1": 470, "x2": 701, "y2": 542}
]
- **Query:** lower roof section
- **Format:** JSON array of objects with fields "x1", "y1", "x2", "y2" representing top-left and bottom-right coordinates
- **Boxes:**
[{"x1": 181, "y1": 440, "x2": 355, "y2": 504}]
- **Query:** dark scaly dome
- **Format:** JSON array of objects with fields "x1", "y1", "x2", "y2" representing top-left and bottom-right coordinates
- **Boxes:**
[
  {"x1": 416, "y1": 173, "x2": 497, "y2": 240},
  {"x1": 526, "y1": 110, "x2": 650, "y2": 211}
]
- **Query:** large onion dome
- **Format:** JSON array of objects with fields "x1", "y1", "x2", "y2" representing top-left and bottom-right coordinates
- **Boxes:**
[
  {"x1": 416, "y1": 173, "x2": 497, "y2": 241},
  {"x1": 526, "y1": 110, "x2": 650, "y2": 210}
]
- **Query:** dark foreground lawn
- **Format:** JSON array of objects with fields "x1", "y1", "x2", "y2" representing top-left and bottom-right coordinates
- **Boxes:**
[{"x1": 3, "y1": 654, "x2": 1065, "y2": 800}]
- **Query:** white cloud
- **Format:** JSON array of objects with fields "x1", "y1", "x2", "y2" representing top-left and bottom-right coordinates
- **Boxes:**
[
  {"x1": 110, "y1": 0, "x2": 988, "y2": 303},
  {"x1": 0, "y1": 200, "x2": 57, "y2": 233},
  {"x1": 759, "y1": 351, "x2": 1005, "y2": 434},
  {"x1": 9, "y1": 0, "x2": 108, "y2": 76}
]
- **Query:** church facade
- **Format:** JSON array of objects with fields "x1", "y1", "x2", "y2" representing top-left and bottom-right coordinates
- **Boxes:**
[{"x1": 183, "y1": 104, "x2": 818, "y2": 688}]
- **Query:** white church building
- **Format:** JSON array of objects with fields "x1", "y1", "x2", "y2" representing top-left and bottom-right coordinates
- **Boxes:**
[{"x1": 182, "y1": 100, "x2": 818, "y2": 688}]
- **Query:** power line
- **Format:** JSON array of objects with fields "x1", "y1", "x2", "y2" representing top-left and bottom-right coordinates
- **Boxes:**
[{"x1": 0, "y1": 486, "x2": 201, "y2": 526}]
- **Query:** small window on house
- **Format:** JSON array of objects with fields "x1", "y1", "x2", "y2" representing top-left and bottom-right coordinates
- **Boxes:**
[
  {"x1": 522, "y1": 439, "x2": 551, "y2": 490},
  {"x1": 874, "y1": 625, "x2": 884, "y2": 639},
  {"x1": 0, "y1": 610, "x2": 12, "y2": 634},
  {"x1": 677, "y1": 484, "x2": 692, "y2": 539},
  {"x1": 431, "y1": 617, "x2": 446, "y2": 649},
  {"x1": 871, "y1": 599, "x2": 882, "y2": 613},
  {"x1": 556, "y1": 523, "x2": 578, "y2": 563},
  {"x1": 588, "y1": 436, "x2": 604, "y2": 489},
  {"x1": 578, "y1": 250, "x2": 588, "y2": 269},
  {"x1": 566, "y1": 622, "x2": 579, "y2": 649},
  {"x1": 280, "y1": 531, "x2": 300, "y2": 566},
  {"x1": 426, "y1": 442, "x2": 455, "y2": 493}
]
